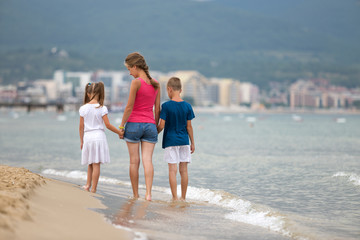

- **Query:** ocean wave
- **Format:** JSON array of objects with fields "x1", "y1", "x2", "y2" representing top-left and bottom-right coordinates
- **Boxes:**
[
  {"x1": 43, "y1": 169, "x2": 303, "y2": 239},
  {"x1": 333, "y1": 172, "x2": 360, "y2": 186},
  {"x1": 41, "y1": 169, "x2": 131, "y2": 186},
  {"x1": 183, "y1": 186, "x2": 293, "y2": 238},
  {"x1": 108, "y1": 219, "x2": 148, "y2": 240}
]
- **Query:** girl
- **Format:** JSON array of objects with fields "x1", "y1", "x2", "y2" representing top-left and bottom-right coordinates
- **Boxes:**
[
  {"x1": 79, "y1": 82, "x2": 121, "y2": 193},
  {"x1": 119, "y1": 52, "x2": 160, "y2": 201}
]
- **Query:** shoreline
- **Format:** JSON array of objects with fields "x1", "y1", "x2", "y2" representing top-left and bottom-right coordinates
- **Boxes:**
[
  {"x1": 0, "y1": 165, "x2": 132, "y2": 240},
  {"x1": 193, "y1": 106, "x2": 360, "y2": 115},
  {"x1": 1, "y1": 105, "x2": 360, "y2": 115}
]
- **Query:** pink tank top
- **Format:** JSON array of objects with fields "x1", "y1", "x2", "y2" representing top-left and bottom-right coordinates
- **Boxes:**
[{"x1": 128, "y1": 78, "x2": 158, "y2": 124}]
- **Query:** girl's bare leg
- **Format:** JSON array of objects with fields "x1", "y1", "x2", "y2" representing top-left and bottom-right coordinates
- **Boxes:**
[
  {"x1": 91, "y1": 163, "x2": 100, "y2": 193},
  {"x1": 83, "y1": 164, "x2": 93, "y2": 191},
  {"x1": 127, "y1": 142, "x2": 140, "y2": 198},
  {"x1": 179, "y1": 162, "x2": 188, "y2": 200},
  {"x1": 141, "y1": 141, "x2": 155, "y2": 201},
  {"x1": 168, "y1": 163, "x2": 178, "y2": 200}
]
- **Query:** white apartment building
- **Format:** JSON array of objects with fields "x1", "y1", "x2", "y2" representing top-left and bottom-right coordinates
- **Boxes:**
[
  {"x1": 34, "y1": 80, "x2": 57, "y2": 101},
  {"x1": 53, "y1": 70, "x2": 130, "y2": 104},
  {"x1": 159, "y1": 71, "x2": 209, "y2": 106}
]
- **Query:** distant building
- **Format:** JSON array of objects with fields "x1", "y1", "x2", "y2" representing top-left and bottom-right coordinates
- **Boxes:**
[
  {"x1": 207, "y1": 79, "x2": 220, "y2": 105},
  {"x1": 54, "y1": 70, "x2": 92, "y2": 103},
  {"x1": 0, "y1": 85, "x2": 17, "y2": 103},
  {"x1": 289, "y1": 78, "x2": 358, "y2": 109},
  {"x1": 159, "y1": 71, "x2": 209, "y2": 106},
  {"x1": 34, "y1": 80, "x2": 57, "y2": 101},
  {"x1": 218, "y1": 78, "x2": 233, "y2": 106},
  {"x1": 207, "y1": 78, "x2": 259, "y2": 107},
  {"x1": 53, "y1": 70, "x2": 130, "y2": 105},
  {"x1": 16, "y1": 82, "x2": 47, "y2": 104}
]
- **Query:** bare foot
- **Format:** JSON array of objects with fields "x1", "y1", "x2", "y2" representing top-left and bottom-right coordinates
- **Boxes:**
[
  {"x1": 90, "y1": 189, "x2": 97, "y2": 193},
  {"x1": 82, "y1": 185, "x2": 90, "y2": 192},
  {"x1": 132, "y1": 194, "x2": 140, "y2": 199},
  {"x1": 145, "y1": 194, "x2": 152, "y2": 201}
]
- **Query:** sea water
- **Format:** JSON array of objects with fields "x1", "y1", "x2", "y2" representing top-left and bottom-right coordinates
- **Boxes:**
[{"x1": 1, "y1": 110, "x2": 359, "y2": 240}]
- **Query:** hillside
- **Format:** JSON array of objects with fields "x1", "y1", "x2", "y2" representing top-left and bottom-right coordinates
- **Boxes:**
[{"x1": 0, "y1": 0, "x2": 359, "y2": 88}]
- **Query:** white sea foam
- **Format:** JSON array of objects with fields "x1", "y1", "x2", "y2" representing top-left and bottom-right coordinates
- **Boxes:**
[
  {"x1": 333, "y1": 172, "x2": 360, "y2": 186},
  {"x1": 42, "y1": 169, "x2": 297, "y2": 238},
  {"x1": 183, "y1": 186, "x2": 292, "y2": 238},
  {"x1": 107, "y1": 219, "x2": 148, "y2": 240},
  {"x1": 41, "y1": 169, "x2": 131, "y2": 186}
]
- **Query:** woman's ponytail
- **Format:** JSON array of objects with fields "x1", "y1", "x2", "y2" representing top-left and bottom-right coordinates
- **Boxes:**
[{"x1": 125, "y1": 52, "x2": 159, "y2": 90}]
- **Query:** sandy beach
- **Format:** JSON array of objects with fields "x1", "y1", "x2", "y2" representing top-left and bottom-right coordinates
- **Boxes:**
[{"x1": 0, "y1": 165, "x2": 133, "y2": 240}]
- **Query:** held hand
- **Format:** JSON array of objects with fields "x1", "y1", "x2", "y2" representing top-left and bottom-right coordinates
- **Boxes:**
[
  {"x1": 190, "y1": 144, "x2": 195, "y2": 154},
  {"x1": 119, "y1": 129, "x2": 125, "y2": 139},
  {"x1": 118, "y1": 126, "x2": 125, "y2": 139}
]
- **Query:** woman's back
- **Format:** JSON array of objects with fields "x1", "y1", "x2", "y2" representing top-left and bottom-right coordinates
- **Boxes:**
[{"x1": 128, "y1": 78, "x2": 158, "y2": 124}]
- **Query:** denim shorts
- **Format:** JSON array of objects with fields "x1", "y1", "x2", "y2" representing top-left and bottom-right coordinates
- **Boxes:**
[{"x1": 124, "y1": 122, "x2": 158, "y2": 143}]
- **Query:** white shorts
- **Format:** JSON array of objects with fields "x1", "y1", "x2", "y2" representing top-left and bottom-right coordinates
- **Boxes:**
[{"x1": 164, "y1": 145, "x2": 191, "y2": 164}]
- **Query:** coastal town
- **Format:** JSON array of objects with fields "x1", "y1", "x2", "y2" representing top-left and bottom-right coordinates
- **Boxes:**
[{"x1": 1, "y1": 69, "x2": 360, "y2": 112}]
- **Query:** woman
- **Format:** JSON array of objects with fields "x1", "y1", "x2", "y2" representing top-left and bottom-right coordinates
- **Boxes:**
[{"x1": 119, "y1": 52, "x2": 160, "y2": 201}]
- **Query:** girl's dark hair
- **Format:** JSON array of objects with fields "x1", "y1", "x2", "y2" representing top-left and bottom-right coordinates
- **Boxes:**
[
  {"x1": 83, "y1": 82, "x2": 105, "y2": 107},
  {"x1": 125, "y1": 52, "x2": 159, "y2": 90}
]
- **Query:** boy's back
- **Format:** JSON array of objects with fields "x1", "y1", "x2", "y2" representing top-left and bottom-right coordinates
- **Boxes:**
[{"x1": 160, "y1": 100, "x2": 195, "y2": 149}]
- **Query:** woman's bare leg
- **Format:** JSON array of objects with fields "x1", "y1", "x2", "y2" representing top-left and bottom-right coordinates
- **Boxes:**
[
  {"x1": 127, "y1": 142, "x2": 141, "y2": 198},
  {"x1": 141, "y1": 141, "x2": 155, "y2": 201}
]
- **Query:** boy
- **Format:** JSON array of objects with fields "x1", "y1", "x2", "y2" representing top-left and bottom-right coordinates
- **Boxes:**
[{"x1": 157, "y1": 77, "x2": 195, "y2": 201}]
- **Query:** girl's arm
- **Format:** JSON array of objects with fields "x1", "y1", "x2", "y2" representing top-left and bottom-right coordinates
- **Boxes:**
[
  {"x1": 79, "y1": 116, "x2": 84, "y2": 149},
  {"x1": 186, "y1": 120, "x2": 195, "y2": 154},
  {"x1": 120, "y1": 79, "x2": 141, "y2": 128},
  {"x1": 103, "y1": 114, "x2": 121, "y2": 136},
  {"x1": 157, "y1": 119, "x2": 165, "y2": 133},
  {"x1": 154, "y1": 89, "x2": 161, "y2": 125}
]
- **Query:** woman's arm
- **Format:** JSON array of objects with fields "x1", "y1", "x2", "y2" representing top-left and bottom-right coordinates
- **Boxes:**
[
  {"x1": 120, "y1": 79, "x2": 141, "y2": 128},
  {"x1": 186, "y1": 120, "x2": 195, "y2": 154},
  {"x1": 79, "y1": 116, "x2": 84, "y2": 149},
  {"x1": 154, "y1": 90, "x2": 161, "y2": 125}
]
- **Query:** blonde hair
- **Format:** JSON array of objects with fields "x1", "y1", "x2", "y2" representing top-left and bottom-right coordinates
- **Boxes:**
[
  {"x1": 83, "y1": 82, "x2": 105, "y2": 107},
  {"x1": 167, "y1": 77, "x2": 182, "y2": 91},
  {"x1": 125, "y1": 52, "x2": 159, "y2": 90}
]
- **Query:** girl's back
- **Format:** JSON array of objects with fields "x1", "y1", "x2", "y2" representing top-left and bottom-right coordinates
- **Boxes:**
[{"x1": 79, "y1": 103, "x2": 108, "y2": 132}]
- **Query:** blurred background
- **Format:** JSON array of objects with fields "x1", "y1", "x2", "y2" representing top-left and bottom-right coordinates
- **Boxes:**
[{"x1": 0, "y1": 0, "x2": 360, "y2": 111}]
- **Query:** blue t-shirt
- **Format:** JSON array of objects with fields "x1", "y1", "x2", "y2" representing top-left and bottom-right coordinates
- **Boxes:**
[{"x1": 160, "y1": 100, "x2": 195, "y2": 149}]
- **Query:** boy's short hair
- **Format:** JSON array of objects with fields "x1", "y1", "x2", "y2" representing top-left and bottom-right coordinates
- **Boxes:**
[{"x1": 167, "y1": 77, "x2": 182, "y2": 91}]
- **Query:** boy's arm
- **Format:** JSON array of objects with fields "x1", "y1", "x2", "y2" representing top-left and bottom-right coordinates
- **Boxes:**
[
  {"x1": 79, "y1": 116, "x2": 84, "y2": 149},
  {"x1": 157, "y1": 119, "x2": 165, "y2": 133},
  {"x1": 186, "y1": 120, "x2": 195, "y2": 153},
  {"x1": 103, "y1": 114, "x2": 121, "y2": 137}
]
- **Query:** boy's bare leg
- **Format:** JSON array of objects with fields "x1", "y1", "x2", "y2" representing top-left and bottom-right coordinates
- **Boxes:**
[
  {"x1": 168, "y1": 163, "x2": 178, "y2": 200},
  {"x1": 179, "y1": 162, "x2": 188, "y2": 200},
  {"x1": 127, "y1": 142, "x2": 141, "y2": 198},
  {"x1": 141, "y1": 141, "x2": 155, "y2": 201},
  {"x1": 83, "y1": 164, "x2": 93, "y2": 191},
  {"x1": 91, "y1": 163, "x2": 100, "y2": 193}
]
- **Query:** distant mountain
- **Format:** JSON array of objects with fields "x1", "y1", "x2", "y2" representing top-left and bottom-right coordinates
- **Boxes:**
[{"x1": 0, "y1": 0, "x2": 359, "y2": 88}]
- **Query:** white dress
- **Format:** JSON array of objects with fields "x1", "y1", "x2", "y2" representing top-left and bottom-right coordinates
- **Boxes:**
[{"x1": 79, "y1": 103, "x2": 110, "y2": 165}]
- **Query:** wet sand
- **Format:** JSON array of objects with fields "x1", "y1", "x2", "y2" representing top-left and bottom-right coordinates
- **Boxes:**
[{"x1": 0, "y1": 165, "x2": 132, "y2": 240}]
